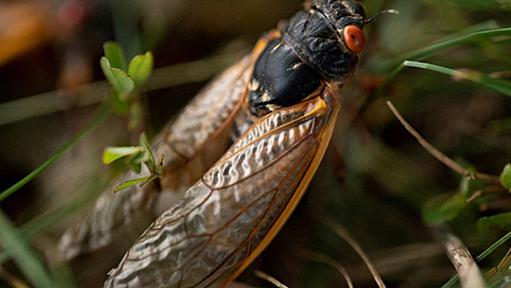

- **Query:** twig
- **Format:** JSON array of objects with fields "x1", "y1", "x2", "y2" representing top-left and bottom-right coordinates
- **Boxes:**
[
  {"x1": 433, "y1": 225, "x2": 485, "y2": 288},
  {"x1": 466, "y1": 185, "x2": 507, "y2": 203},
  {"x1": 496, "y1": 248, "x2": 511, "y2": 271},
  {"x1": 304, "y1": 251, "x2": 354, "y2": 288},
  {"x1": 254, "y1": 270, "x2": 288, "y2": 288},
  {"x1": 321, "y1": 218, "x2": 386, "y2": 288},
  {"x1": 386, "y1": 101, "x2": 501, "y2": 184}
]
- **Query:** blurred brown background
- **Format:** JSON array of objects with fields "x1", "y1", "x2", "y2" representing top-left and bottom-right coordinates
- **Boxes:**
[{"x1": 1, "y1": 0, "x2": 511, "y2": 287}]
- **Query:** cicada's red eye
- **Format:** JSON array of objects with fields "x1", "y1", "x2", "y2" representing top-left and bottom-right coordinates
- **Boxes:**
[{"x1": 343, "y1": 25, "x2": 365, "y2": 53}]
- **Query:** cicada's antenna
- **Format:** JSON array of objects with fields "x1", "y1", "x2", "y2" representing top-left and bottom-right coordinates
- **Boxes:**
[{"x1": 364, "y1": 9, "x2": 399, "y2": 24}]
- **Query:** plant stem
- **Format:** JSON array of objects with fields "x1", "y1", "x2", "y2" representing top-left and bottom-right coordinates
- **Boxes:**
[
  {"x1": 386, "y1": 101, "x2": 502, "y2": 184},
  {"x1": 0, "y1": 104, "x2": 111, "y2": 202}
]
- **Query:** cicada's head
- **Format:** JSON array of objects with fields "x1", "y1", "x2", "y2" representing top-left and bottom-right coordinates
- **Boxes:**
[
  {"x1": 249, "y1": 0, "x2": 395, "y2": 117},
  {"x1": 313, "y1": 0, "x2": 367, "y2": 53},
  {"x1": 283, "y1": 0, "x2": 367, "y2": 83}
]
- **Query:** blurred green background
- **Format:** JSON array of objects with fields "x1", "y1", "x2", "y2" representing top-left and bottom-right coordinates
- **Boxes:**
[{"x1": 1, "y1": 0, "x2": 511, "y2": 287}]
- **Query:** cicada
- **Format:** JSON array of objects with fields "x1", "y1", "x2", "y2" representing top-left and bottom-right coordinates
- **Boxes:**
[{"x1": 60, "y1": 0, "x2": 372, "y2": 286}]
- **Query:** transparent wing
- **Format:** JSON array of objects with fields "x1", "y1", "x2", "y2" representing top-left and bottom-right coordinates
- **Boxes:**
[
  {"x1": 104, "y1": 86, "x2": 341, "y2": 288},
  {"x1": 59, "y1": 53, "x2": 257, "y2": 260}
]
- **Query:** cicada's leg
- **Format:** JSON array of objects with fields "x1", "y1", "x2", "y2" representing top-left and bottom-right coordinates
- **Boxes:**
[
  {"x1": 104, "y1": 86, "x2": 341, "y2": 288},
  {"x1": 58, "y1": 32, "x2": 279, "y2": 261}
]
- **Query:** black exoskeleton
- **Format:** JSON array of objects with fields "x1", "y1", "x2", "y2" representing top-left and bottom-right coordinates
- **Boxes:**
[{"x1": 249, "y1": 0, "x2": 366, "y2": 117}]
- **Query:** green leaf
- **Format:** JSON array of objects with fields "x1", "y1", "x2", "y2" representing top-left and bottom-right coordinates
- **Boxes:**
[
  {"x1": 128, "y1": 52, "x2": 154, "y2": 86},
  {"x1": 114, "y1": 176, "x2": 150, "y2": 193},
  {"x1": 100, "y1": 57, "x2": 135, "y2": 99},
  {"x1": 103, "y1": 41, "x2": 126, "y2": 70},
  {"x1": 109, "y1": 68, "x2": 135, "y2": 100},
  {"x1": 130, "y1": 162, "x2": 142, "y2": 174},
  {"x1": 0, "y1": 211, "x2": 54, "y2": 288},
  {"x1": 423, "y1": 193, "x2": 467, "y2": 224},
  {"x1": 139, "y1": 133, "x2": 156, "y2": 173},
  {"x1": 500, "y1": 164, "x2": 511, "y2": 191},
  {"x1": 100, "y1": 57, "x2": 115, "y2": 85},
  {"x1": 102, "y1": 146, "x2": 144, "y2": 165},
  {"x1": 478, "y1": 212, "x2": 511, "y2": 237}
]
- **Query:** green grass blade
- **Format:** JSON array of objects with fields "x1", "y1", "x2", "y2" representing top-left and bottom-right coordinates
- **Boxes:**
[
  {"x1": 381, "y1": 27, "x2": 511, "y2": 71},
  {"x1": 403, "y1": 61, "x2": 511, "y2": 97},
  {"x1": 0, "y1": 104, "x2": 111, "y2": 203},
  {"x1": 441, "y1": 230, "x2": 511, "y2": 288},
  {"x1": 0, "y1": 172, "x2": 108, "y2": 264},
  {"x1": 0, "y1": 210, "x2": 54, "y2": 288},
  {"x1": 477, "y1": 231, "x2": 511, "y2": 261}
]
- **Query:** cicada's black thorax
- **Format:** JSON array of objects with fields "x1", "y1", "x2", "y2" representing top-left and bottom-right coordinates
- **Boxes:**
[{"x1": 249, "y1": 0, "x2": 366, "y2": 117}]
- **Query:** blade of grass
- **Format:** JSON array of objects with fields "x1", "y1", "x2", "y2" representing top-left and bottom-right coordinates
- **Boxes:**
[
  {"x1": 0, "y1": 211, "x2": 54, "y2": 288},
  {"x1": 0, "y1": 104, "x2": 111, "y2": 203},
  {"x1": 304, "y1": 251, "x2": 354, "y2": 288},
  {"x1": 477, "y1": 231, "x2": 511, "y2": 261},
  {"x1": 403, "y1": 61, "x2": 511, "y2": 97},
  {"x1": 380, "y1": 26, "x2": 511, "y2": 71},
  {"x1": 386, "y1": 101, "x2": 501, "y2": 183},
  {"x1": 365, "y1": 22, "x2": 507, "y2": 105},
  {"x1": 321, "y1": 218, "x2": 387, "y2": 288},
  {"x1": 0, "y1": 172, "x2": 108, "y2": 264}
]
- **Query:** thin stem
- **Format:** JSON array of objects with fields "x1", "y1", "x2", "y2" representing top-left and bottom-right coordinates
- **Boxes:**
[
  {"x1": 304, "y1": 251, "x2": 354, "y2": 288},
  {"x1": 0, "y1": 104, "x2": 111, "y2": 202},
  {"x1": 254, "y1": 270, "x2": 288, "y2": 288},
  {"x1": 386, "y1": 101, "x2": 501, "y2": 184},
  {"x1": 466, "y1": 185, "x2": 507, "y2": 203},
  {"x1": 321, "y1": 218, "x2": 386, "y2": 288}
]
